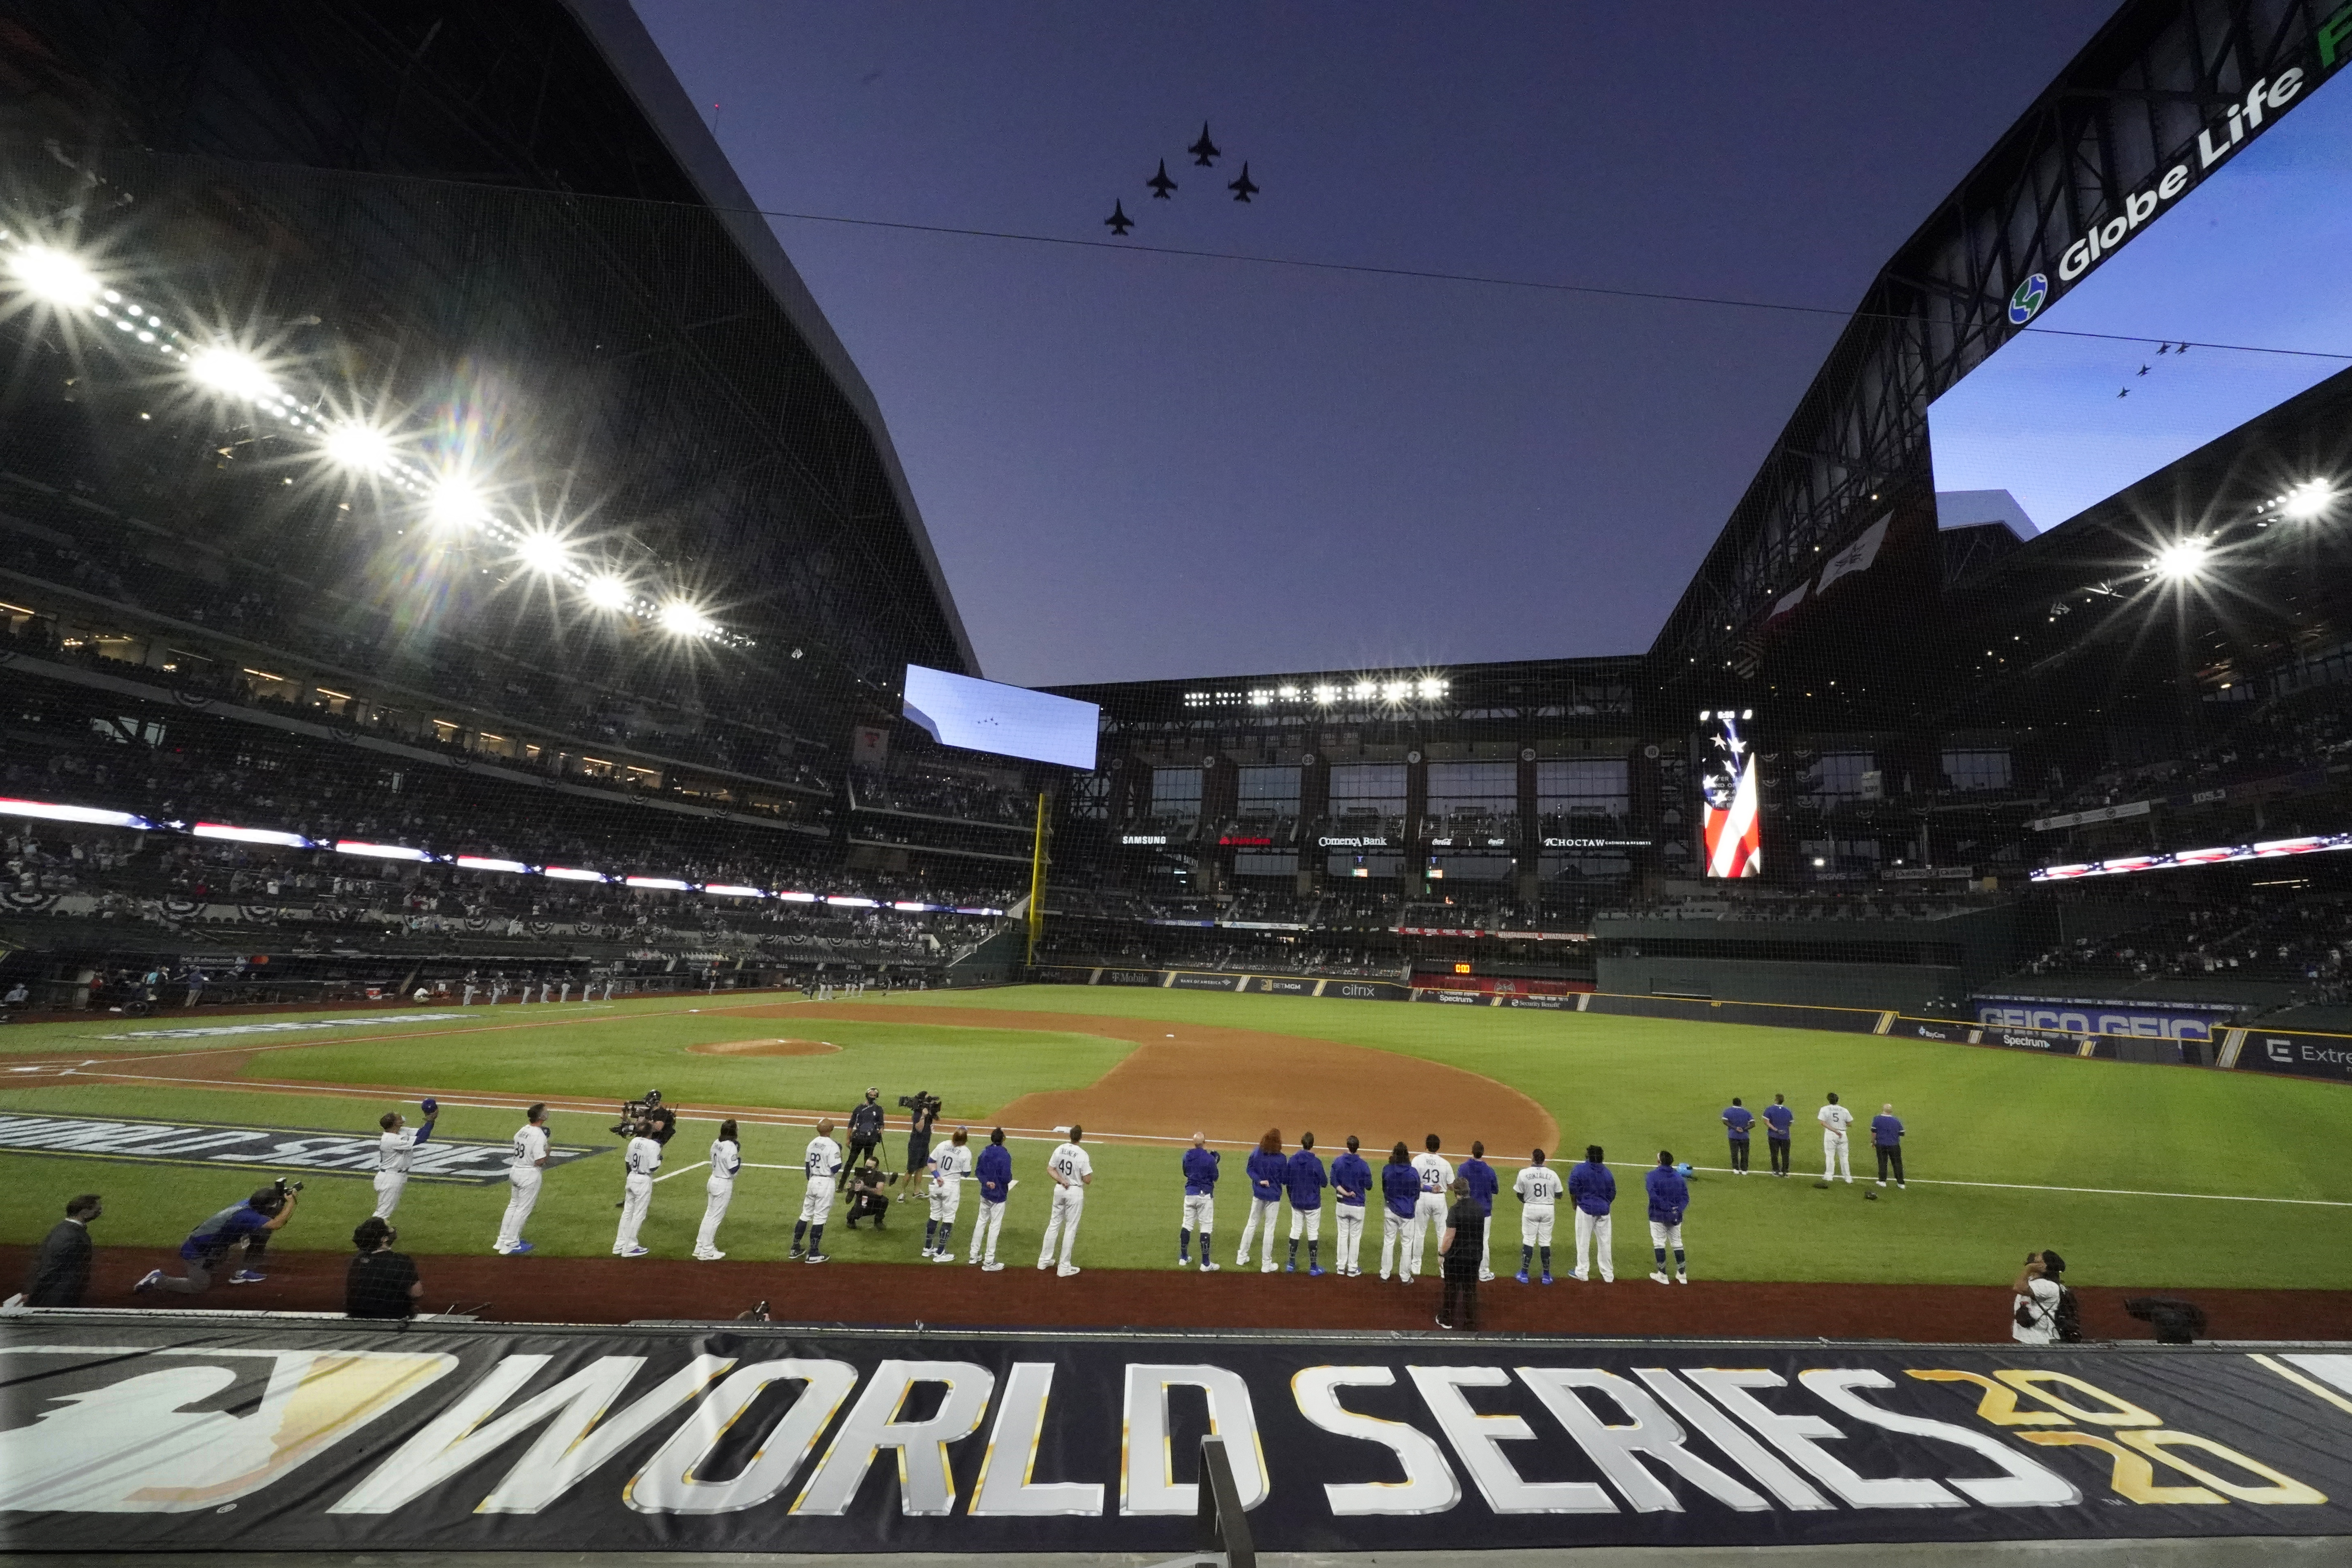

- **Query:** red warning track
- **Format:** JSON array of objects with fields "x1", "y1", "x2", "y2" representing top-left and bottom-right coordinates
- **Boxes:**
[{"x1": 12, "y1": 1243, "x2": 2348, "y2": 1343}]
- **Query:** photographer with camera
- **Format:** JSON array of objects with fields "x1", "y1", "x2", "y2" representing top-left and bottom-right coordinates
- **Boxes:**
[
  {"x1": 136, "y1": 1179, "x2": 300, "y2": 1295},
  {"x1": 844, "y1": 1159, "x2": 893, "y2": 1228},
  {"x1": 2012, "y1": 1249, "x2": 2082, "y2": 1344},
  {"x1": 612, "y1": 1089, "x2": 676, "y2": 1146},
  {"x1": 897, "y1": 1090, "x2": 941, "y2": 1203},
  {"x1": 346, "y1": 1216, "x2": 422, "y2": 1320}
]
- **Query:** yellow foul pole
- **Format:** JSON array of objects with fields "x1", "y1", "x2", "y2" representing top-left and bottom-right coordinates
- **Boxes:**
[{"x1": 1025, "y1": 789, "x2": 1049, "y2": 966}]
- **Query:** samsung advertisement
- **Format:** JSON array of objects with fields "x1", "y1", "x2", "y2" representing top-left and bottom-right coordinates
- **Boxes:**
[
  {"x1": 902, "y1": 665, "x2": 1099, "y2": 770},
  {"x1": 1928, "y1": 56, "x2": 2351, "y2": 534}
]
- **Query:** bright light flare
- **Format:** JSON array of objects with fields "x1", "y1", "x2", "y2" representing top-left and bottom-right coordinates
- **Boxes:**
[
  {"x1": 514, "y1": 532, "x2": 572, "y2": 575},
  {"x1": 2149, "y1": 537, "x2": 2212, "y2": 582},
  {"x1": 582, "y1": 574, "x2": 632, "y2": 609},
  {"x1": 335, "y1": 840, "x2": 431, "y2": 861},
  {"x1": 2282, "y1": 479, "x2": 2335, "y2": 521},
  {"x1": 427, "y1": 475, "x2": 490, "y2": 528},
  {"x1": 193, "y1": 822, "x2": 310, "y2": 848},
  {"x1": 188, "y1": 347, "x2": 279, "y2": 402},
  {"x1": 6, "y1": 244, "x2": 100, "y2": 308},
  {"x1": 323, "y1": 422, "x2": 397, "y2": 474},
  {"x1": 658, "y1": 600, "x2": 714, "y2": 638}
]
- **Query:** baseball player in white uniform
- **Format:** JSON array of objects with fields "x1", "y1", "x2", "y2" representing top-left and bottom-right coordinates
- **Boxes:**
[
  {"x1": 792, "y1": 1118, "x2": 843, "y2": 1262},
  {"x1": 1513, "y1": 1147, "x2": 1563, "y2": 1284},
  {"x1": 924, "y1": 1126, "x2": 974, "y2": 1260},
  {"x1": 371, "y1": 1098, "x2": 437, "y2": 1219},
  {"x1": 1408, "y1": 1134, "x2": 1453, "y2": 1284},
  {"x1": 493, "y1": 1102, "x2": 550, "y2": 1255},
  {"x1": 1038, "y1": 1124, "x2": 1093, "y2": 1277},
  {"x1": 613, "y1": 1118, "x2": 662, "y2": 1256},
  {"x1": 694, "y1": 1119, "x2": 741, "y2": 1260},
  {"x1": 1818, "y1": 1092, "x2": 1855, "y2": 1184}
]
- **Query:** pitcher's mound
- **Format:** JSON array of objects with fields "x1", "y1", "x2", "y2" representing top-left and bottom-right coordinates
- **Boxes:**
[{"x1": 691, "y1": 1038, "x2": 842, "y2": 1057}]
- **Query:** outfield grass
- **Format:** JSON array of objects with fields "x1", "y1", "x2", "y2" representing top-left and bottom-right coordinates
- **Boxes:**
[{"x1": 2, "y1": 985, "x2": 2345, "y2": 1291}]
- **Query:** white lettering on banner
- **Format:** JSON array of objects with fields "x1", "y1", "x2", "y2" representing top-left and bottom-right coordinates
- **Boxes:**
[
  {"x1": 0, "y1": 1112, "x2": 565, "y2": 1181},
  {"x1": 1680, "y1": 1369, "x2": 1960, "y2": 1509},
  {"x1": 627, "y1": 1360, "x2": 858, "y2": 1515},
  {"x1": 1407, "y1": 1366, "x2": 1615, "y2": 1514},
  {"x1": 969, "y1": 1363, "x2": 1107, "y2": 1516},
  {"x1": 1631, "y1": 1369, "x2": 1832, "y2": 1509},
  {"x1": 1798, "y1": 1370, "x2": 2078, "y2": 1506},
  {"x1": 1974, "y1": 1005, "x2": 2214, "y2": 1044},
  {"x1": 97, "y1": 1012, "x2": 467, "y2": 1040},
  {"x1": 0, "y1": 1349, "x2": 455, "y2": 1512},
  {"x1": 1516, "y1": 1368, "x2": 1769, "y2": 1512},
  {"x1": 1119, "y1": 1365, "x2": 1269, "y2": 1515},
  {"x1": 1291, "y1": 1366, "x2": 1462, "y2": 1515},
  {"x1": 331, "y1": 1355, "x2": 732, "y2": 1514},
  {"x1": 792, "y1": 1360, "x2": 995, "y2": 1517}
]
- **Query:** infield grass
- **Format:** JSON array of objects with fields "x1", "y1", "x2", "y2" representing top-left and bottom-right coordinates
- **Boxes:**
[{"x1": 2, "y1": 985, "x2": 2345, "y2": 1292}]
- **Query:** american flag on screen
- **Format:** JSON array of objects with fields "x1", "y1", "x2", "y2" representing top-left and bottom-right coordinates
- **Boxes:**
[{"x1": 1701, "y1": 713, "x2": 1763, "y2": 879}]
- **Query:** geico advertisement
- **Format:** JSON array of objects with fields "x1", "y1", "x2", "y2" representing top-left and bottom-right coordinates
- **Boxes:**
[{"x1": 3, "y1": 1324, "x2": 2348, "y2": 1551}]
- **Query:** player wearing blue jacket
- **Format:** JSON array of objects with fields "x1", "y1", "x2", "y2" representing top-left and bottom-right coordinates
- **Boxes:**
[
  {"x1": 969, "y1": 1127, "x2": 1014, "y2": 1270},
  {"x1": 1871, "y1": 1104, "x2": 1906, "y2": 1189},
  {"x1": 1460, "y1": 1141, "x2": 1500, "y2": 1282},
  {"x1": 1763, "y1": 1093, "x2": 1794, "y2": 1177},
  {"x1": 1238, "y1": 1130, "x2": 1287, "y2": 1273},
  {"x1": 1328, "y1": 1135, "x2": 1373, "y2": 1278},
  {"x1": 1722, "y1": 1098, "x2": 1754, "y2": 1174},
  {"x1": 1567, "y1": 1146, "x2": 1616, "y2": 1283},
  {"x1": 1179, "y1": 1132, "x2": 1221, "y2": 1271},
  {"x1": 1644, "y1": 1150, "x2": 1691, "y2": 1284},
  {"x1": 1284, "y1": 1133, "x2": 1329, "y2": 1275},
  {"x1": 1378, "y1": 1141, "x2": 1420, "y2": 1281}
]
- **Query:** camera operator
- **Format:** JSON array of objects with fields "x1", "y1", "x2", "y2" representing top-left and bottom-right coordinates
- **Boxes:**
[
  {"x1": 846, "y1": 1087, "x2": 885, "y2": 1172},
  {"x1": 2011, "y1": 1249, "x2": 2079, "y2": 1344},
  {"x1": 844, "y1": 1159, "x2": 893, "y2": 1228},
  {"x1": 897, "y1": 1091, "x2": 940, "y2": 1203},
  {"x1": 612, "y1": 1088, "x2": 677, "y2": 1146},
  {"x1": 345, "y1": 1217, "x2": 422, "y2": 1321},
  {"x1": 136, "y1": 1180, "x2": 300, "y2": 1295}
]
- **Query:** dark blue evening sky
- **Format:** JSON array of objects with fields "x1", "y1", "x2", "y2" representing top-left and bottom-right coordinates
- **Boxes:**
[{"x1": 634, "y1": 2, "x2": 2119, "y2": 685}]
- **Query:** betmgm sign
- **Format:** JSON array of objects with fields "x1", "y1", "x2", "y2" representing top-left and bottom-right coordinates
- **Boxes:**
[{"x1": 6, "y1": 1322, "x2": 2349, "y2": 1553}]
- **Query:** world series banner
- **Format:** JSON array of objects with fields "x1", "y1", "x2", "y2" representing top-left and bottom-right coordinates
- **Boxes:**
[{"x1": 5, "y1": 1318, "x2": 2351, "y2": 1553}]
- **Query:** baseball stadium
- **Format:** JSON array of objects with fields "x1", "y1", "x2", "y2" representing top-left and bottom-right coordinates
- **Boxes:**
[{"x1": 4, "y1": 0, "x2": 2352, "y2": 1562}]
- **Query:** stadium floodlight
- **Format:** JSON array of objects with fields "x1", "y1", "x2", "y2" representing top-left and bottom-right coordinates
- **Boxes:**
[
  {"x1": 322, "y1": 422, "x2": 398, "y2": 475},
  {"x1": 0, "y1": 797, "x2": 149, "y2": 829},
  {"x1": 334, "y1": 840, "x2": 431, "y2": 861},
  {"x1": 1350, "y1": 681, "x2": 1376, "y2": 702},
  {"x1": 624, "y1": 875, "x2": 690, "y2": 891},
  {"x1": 581, "y1": 574, "x2": 632, "y2": 610},
  {"x1": 2149, "y1": 538, "x2": 2212, "y2": 581},
  {"x1": 1418, "y1": 676, "x2": 1445, "y2": 700},
  {"x1": 1311, "y1": 684, "x2": 1337, "y2": 705},
  {"x1": 426, "y1": 475, "x2": 490, "y2": 528},
  {"x1": 193, "y1": 822, "x2": 310, "y2": 848},
  {"x1": 514, "y1": 532, "x2": 572, "y2": 576},
  {"x1": 7, "y1": 244, "x2": 100, "y2": 308},
  {"x1": 2281, "y1": 480, "x2": 2335, "y2": 521},
  {"x1": 657, "y1": 599, "x2": 714, "y2": 638},
  {"x1": 453, "y1": 855, "x2": 530, "y2": 873},
  {"x1": 188, "y1": 347, "x2": 278, "y2": 402},
  {"x1": 702, "y1": 883, "x2": 765, "y2": 898}
]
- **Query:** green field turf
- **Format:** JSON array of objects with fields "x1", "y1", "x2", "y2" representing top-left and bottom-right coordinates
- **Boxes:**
[{"x1": 3, "y1": 985, "x2": 2346, "y2": 1291}]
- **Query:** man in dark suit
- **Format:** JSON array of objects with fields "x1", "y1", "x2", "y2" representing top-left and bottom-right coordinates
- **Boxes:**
[{"x1": 24, "y1": 1194, "x2": 101, "y2": 1306}]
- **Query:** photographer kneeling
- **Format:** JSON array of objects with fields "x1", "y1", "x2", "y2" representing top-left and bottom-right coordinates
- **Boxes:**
[
  {"x1": 346, "y1": 1217, "x2": 422, "y2": 1321},
  {"x1": 137, "y1": 1180, "x2": 299, "y2": 1295},
  {"x1": 844, "y1": 1159, "x2": 893, "y2": 1228}
]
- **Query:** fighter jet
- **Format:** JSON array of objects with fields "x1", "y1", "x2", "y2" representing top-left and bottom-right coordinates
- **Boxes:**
[
  {"x1": 1227, "y1": 161, "x2": 1259, "y2": 202},
  {"x1": 1104, "y1": 200, "x2": 1134, "y2": 235},
  {"x1": 1188, "y1": 123, "x2": 1220, "y2": 166},
  {"x1": 1146, "y1": 159, "x2": 1178, "y2": 199}
]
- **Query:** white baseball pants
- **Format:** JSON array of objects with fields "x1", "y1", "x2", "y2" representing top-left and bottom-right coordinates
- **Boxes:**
[
  {"x1": 971, "y1": 1199, "x2": 1007, "y2": 1263},
  {"x1": 1414, "y1": 1192, "x2": 1447, "y2": 1265},
  {"x1": 929, "y1": 1181, "x2": 963, "y2": 1227},
  {"x1": 1336, "y1": 1205, "x2": 1365, "y2": 1273},
  {"x1": 371, "y1": 1170, "x2": 408, "y2": 1220},
  {"x1": 1181, "y1": 1192, "x2": 1215, "y2": 1244},
  {"x1": 1288, "y1": 1205, "x2": 1321, "y2": 1243},
  {"x1": 1522, "y1": 1205, "x2": 1556, "y2": 1248},
  {"x1": 798, "y1": 1177, "x2": 837, "y2": 1224},
  {"x1": 1380, "y1": 1209, "x2": 1412, "y2": 1278},
  {"x1": 1039, "y1": 1185, "x2": 1084, "y2": 1269},
  {"x1": 1823, "y1": 1131, "x2": 1851, "y2": 1182},
  {"x1": 1237, "y1": 1196, "x2": 1280, "y2": 1268},
  {"x1": 495, "y1": 1167, "x2": 541, "y2": 1252},
  {"x1": 695, "y1": 1176, "x2": 733, "y2": 1257},
  {"x1": 614, "y1": 1172, "x2": 653, "y2": 1252},
  {"x1": 1574, "y1": 1209, "x2": 1613, "y2": 1281}
]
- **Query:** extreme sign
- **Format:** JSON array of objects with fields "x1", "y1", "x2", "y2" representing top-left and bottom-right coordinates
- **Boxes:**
[
  {"x1": 4, "y1": 1320, "x2": 2348, "y2": 1553},
  {"x1": 0, "y1": 1112, "x2": 601, "y2": 1184}
]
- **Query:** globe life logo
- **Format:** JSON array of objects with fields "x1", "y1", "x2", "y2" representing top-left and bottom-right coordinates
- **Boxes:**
[
  {"x1": 2007, "y1": 273, "x2": 2047, "y2": 325},
  {"x1": 2056, "y1": 70, "x2": 2306, "y2": 284}
]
